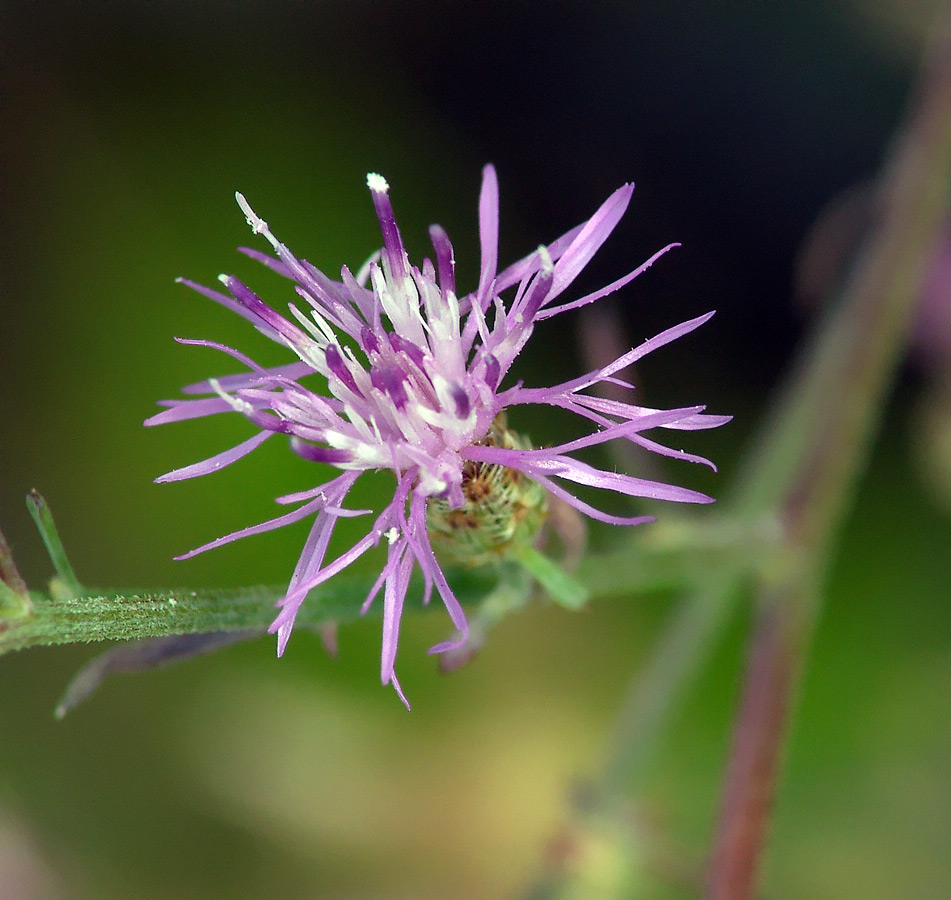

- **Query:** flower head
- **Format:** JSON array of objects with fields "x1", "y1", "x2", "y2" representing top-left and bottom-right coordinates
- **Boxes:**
[{"x1": 148, "y1": 166, "x2": 727, "y2": 704}]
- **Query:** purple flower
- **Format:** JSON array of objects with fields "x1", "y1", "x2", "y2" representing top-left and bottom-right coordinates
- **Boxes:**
[{"x1": 148, "y1": 166, "x2": 727, "y2": 704}]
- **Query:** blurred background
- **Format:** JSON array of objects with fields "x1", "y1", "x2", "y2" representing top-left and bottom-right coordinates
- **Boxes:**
[{"x1": 1, "y1": 1, "x2": 950, "y2": 898}]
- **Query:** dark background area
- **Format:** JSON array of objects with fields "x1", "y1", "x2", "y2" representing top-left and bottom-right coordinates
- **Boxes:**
[{"x1": 1, "y1": 3, "x2": 948, "y2": 899}]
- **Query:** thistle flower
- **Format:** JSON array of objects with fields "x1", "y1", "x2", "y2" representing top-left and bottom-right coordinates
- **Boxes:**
[{"x1": 148, "y1": 166, "x2": 727, "y2": 704}]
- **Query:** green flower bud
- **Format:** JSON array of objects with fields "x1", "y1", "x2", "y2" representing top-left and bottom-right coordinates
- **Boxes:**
[{"x1": 426, "y1": 416, "x2": 548, "y2": 567}]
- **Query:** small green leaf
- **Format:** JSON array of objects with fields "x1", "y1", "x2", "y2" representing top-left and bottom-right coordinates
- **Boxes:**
[
  {"x1": 27, "y1": 491, "x2": 82, "y2": 599},
  {"x1": 513, "y1": 544, "x2": 589, "y2": 610}
]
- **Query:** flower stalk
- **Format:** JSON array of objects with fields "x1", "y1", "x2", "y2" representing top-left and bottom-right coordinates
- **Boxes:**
[
  {"x1": 704, "y1": 12, "x2": 951, "y2": 899},
  {"x1": 520, "y1": 11, "x2": 951, "y2": 900}
]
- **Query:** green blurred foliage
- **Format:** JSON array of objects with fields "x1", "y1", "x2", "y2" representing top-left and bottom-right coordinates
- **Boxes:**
[{"x1": 1, "y1": 2, "x2": 949, "y2": 898}]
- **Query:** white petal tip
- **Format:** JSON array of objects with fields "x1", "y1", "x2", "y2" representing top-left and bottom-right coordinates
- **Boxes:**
[
  {"x1": 538, "y1": 244, "x2": 554, "y2": 273},
  {"x1": 367, "y1": 172, "x2": 389, "y2": 194},
  {"x1": 235, "y1": 192, "x2": 268, "y2": 236},
  {"x1": 234, "y1": 191, "x2": 252, "y2": 217}
]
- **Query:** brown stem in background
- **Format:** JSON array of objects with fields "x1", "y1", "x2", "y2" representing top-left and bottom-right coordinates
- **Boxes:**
[
  {"x1": 705, "y1": 10, "x2": 951, "y2": 900},
  {"x1": 0, "y1": 529, "x2": 28, "y2": 599},
  {"x1": 703, "y1": 595, "x2": 805, "y2": 900},
  {"x1": 521, "y1": 11, "x2": 951, "y2": 900}
]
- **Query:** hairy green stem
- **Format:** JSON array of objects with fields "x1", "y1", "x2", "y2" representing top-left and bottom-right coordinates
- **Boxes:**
[{"x1": 0, "y1": 498, "x2": 744, "y2": 659}]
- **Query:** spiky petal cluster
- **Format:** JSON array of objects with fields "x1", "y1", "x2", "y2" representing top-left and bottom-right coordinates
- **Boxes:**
[{"x1": 148, "y1": 166, "x2": 727, "y2": 703}]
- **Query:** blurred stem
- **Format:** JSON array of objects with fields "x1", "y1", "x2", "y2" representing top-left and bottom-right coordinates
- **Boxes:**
[
  {"x1": 730, "y1": 17, "x2": 951, "y2": 526},
  {"x1": 523, "y1": 573, "x2": 745, "y2": 900},
  {"x1": 525, "y1": 11, "x2": 951, "y2": 900},
  {"x1": 706, "y1": 12, "x2": 951, "y2": 900},
  {"x1": 599, "y1": 571, "x2": 741, "y2": 798},
  {"x1": 0, "y1": 526, "x2": 32, "y2": 619}
]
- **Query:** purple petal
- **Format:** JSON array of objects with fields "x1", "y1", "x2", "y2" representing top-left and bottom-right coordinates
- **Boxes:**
[
  {"x1": 361, "y1": 539, "x2": 405, "y2": 615},
  {"x1": 294, "y1": 262, "x2": 367, "y2": 340},
  {"x1": 360, "y1": 475, "x2": 417, "y2": 617},
  {"x1": 548, "y1": 183, "x2": 634, "y2": 300},
  {"x1": 289, "y1": 440, "x2": 355, "y2": 465},
  {"x1": 182, "y1": 360, "x2": 313, "y2": 396},
  {"x1": 449, "y1": 383, "x2": 471, "y2": 418},
  {"x1": 220, "y1": 275, "x2": 310, "y2": 349},
  {"x1": 464, "y1": 443, "x2": 712, "y2": 504},
  {"x1": 275, "y1": 622, "x2": 293, "y2": 658},
  {"x1": 324, "y1": 343, "x2": 363, "y2": 397},
  {"x1": 596, "y1": 312, "x2": 717, "y2": 382},
  {"x1": 288, "y1": 471, "x2": 411, "y2": 618},
  {"x1": 155, "y1": 430, "x2": 272, "y2": 483},
  {"x1": 667, "y1": 413, "x2": 733, "y2": 430},
  {"x1": 481, "y1": 352, "x2": 501, "y2": 390},
  {"x1": 270, "y1": 528, "x2": 379, "y2": 633},
  {"x1": 629, "y1": 433, "x2": 717, "y2": 470},
  {"x1": 476, "y1": 164, "x2": 499, "y2": 302},
  {"x1": 176, "y1": 277, "x2": 280, "y2": 342},
  {"x1": 236, "y1": 194, "x2": 367, "y2": 340},
  {"x1": 244, "y1": 409, "x2": 297, "y2": 435},
  {"x1": 237, "y1": 246, "x2": 296, "y2": 279},
  {"x1": 494, "y1": 222, "x2": 586, "y2": 294},
  {"x1": 536, "y1": 243, "x2": 678, "y2": 321},
  {"x1": 542, "y1": 408, "x2": 707, "y2": 453},
  {"x1": 400, "y1": 492, "x2": 468, "y2": 653},
  {"x1": 145, "y1": 396, "x2": 237, "y2": 426},
  {"x1": 532, "y1": 454, "x2": 714, "y2": 504},
  {"x1": 173, "y1": 336, "x2": 265, "y2": 374},
  {"x1": 367, "y1": 173, "x2": 409, "y2": 281},
  {"x1": 421, "y1": 561, "x2": 468, "y2": 654},
  {"x1": 380, "y1": 541, "x2": 414, "y2": 684},
  {"x1": 289, "y1": 472, "x2": 363, "y2": 588},
  {"x1": 429, "y1": 224, "x2": 456, "y2": 296},
  {"x1": 389, "y1": 671, "x2": 411, "y2": 710},
  {"x1": 514, "y1": 265, "x2": 554, "y2": 325},
  {"x1": 340, "y1": 264, "x2": 379, "y2": 323},
  {"x1": 572, "y1": 395, "x2": 731, "y2": 431},
  {"x1": 528, "y1": 470, "x2": 658, "y2": 526},
  {"x1": 388, "y1": 333, "x2": 429, "y2": 372},
  {"x1": 360, "y1": 325, "x2": 382, "y2": 357},
  {"x1": 174, "y1": 493, "x2": 325, "y2": 561},
  {"x1": 276, "y1": 480, "x2": 349, "y2": 505},
  {"x1": 370, "y1": 360, "x2": 409, "y2": 409},
  {"x1": 533, "y1": 400, "x2": 719, "y2": 470},
  {"x1": 509, "y1": 312, "x2": 717, "y2": 404}
]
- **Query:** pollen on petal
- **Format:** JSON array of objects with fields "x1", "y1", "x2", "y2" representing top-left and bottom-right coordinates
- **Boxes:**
[
  {"x1": 367, "y1": 173, "x2": 389, "y2": 194},
  {"x1": 235, "y1": 192, "x2": 267, "y2": 236}
]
